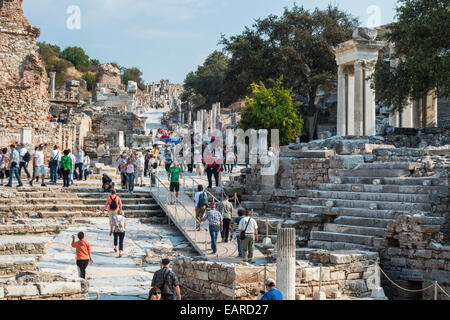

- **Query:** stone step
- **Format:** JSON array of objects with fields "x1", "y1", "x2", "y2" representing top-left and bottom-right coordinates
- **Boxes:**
[
  {"x1": 0, "y1": 255, "x2": 40, "y2": 275},
  {"x1": 280, "y1": 150, "x2": 335, "y2": 158},
  {"x1": 318, "y1": 183, "x2": 447, "y2": 195},
  {"x1": 305, "y1": 190, "x2": 433, "y2": 203},
  {"x1": 0, "y1": 222, "x2": 69, "y2": 235},
  {"x1": 329, "y1": 168, "x2": 412, "y2": 178},
  {"x1": 310, "y1": 231, "x2": 375, "y2": 246},
  {"x1": 38, "y1": 209, "x2": 164, "y2": 219},
  {"x1": 335, "y1": 176, "x2": 447, "y2": 186},
  {"x1": 324, "y1": 223, "x2": 387, "y2": 237},
  {"x1": 0, "y1": 198, "x2": 155, "y2": 205},
  {"x1": 292, "y1": 213, "x2": 326, "y2": 223},
  {"x1": 291, "y1": 205, "x2": 410, "y2": 219},
  {"x1": 308, "y1": 240, "x2": 376, "y2": 252},
  {"x1": 298, "y1": 197, "x2": 431, "y2": 211},
  {"x1": 355, "y1": 162, "x2": 422, "y2": 170},
  {"x1": 0, "y1": 236, "x2": 53, "y2": 255},
  {"x1": 0, "y1": 203, "x2": 160, "y2": 214},
  {"x1": 334, "y1": 216, "x2": 393, "y2": 229}
]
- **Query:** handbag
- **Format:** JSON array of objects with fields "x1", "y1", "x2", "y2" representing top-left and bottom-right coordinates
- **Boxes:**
[{"x1": 240, "y1": 218, "x2": 252, "y2": 241}]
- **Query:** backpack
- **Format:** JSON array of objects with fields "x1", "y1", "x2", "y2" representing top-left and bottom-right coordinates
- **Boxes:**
[
  {"x1": 109, "y1": 196, "x2": 118, "y2": 211},
  {"x1": 198, "y1": 192, "x2": 206, "y2": 207},
  {"x1": 114, "y1": 215, "x2": 126, "y2": 233},
  {"x1": 23, "y1": 152, "x2": 31, "y2": 163}
]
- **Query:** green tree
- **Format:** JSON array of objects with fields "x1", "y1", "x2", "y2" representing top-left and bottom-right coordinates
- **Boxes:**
[
  {"x1": 221, "y1": 5, "x2": 358, "y2": 108},
  {"x1": 82, "y1": 73, "x2": 96, "y2": 91},
  {"x1": 372, "y1": 0, "x2": 449, "y2": 113},
  {"x1": 38, "y1": 42, "x2": 68, "y2": 88},
  {"x1": 89, "y1": 59, "x2": 100, "y2": 67},
  {"x1": 239, "y1": 77, "x2": 304, "y2": 146},
  {"x1": 122, "y1": 67, "x2": 146, "y2": 90},
  {"x1": 62, "y1": 46, "x2": 90, "y2": 72},
  {"x1": 183, "y1": 51, "x2": 230, "y2": 106}
]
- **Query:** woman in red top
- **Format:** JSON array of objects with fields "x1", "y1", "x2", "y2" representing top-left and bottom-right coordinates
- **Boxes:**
[{"x1": 71, "y1": 232, "x2": 94, "y2": 279}]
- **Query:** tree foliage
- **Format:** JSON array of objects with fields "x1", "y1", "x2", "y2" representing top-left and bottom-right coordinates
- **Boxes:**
[
  {"x1": 82, "y1": 73, "x2": 96, "y2": 91},
  {"x1": 38, "y1": 42, "x2": 68, "y2": 88},
  {"x1": 62, "y1": 46, "x2": 90, "y2": 72},
  {"x1": 122, "y1": 67, "x2": 146, "y2": 90},
  {"x1": 182, "y1": 51, "x2": 229, "y2": 106},
  {"x1": 239, "y1": 77, "x2": 304, "y2": 146},
  {"x1": 372, "y1": 0, "x2": 450, "y2": 113},
  {"x1": 221, "y1": 4, "x2": 358, "y2": 108}
]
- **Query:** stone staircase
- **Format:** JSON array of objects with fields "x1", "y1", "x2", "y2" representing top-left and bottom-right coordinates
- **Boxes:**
[{"x1": 300, "y1": 162, "x2": 447, "y2": 251}]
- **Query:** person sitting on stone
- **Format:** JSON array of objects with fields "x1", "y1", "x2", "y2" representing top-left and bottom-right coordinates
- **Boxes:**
[{"x1": 102, "y1": 173, "x2": 114, "y2": 192}]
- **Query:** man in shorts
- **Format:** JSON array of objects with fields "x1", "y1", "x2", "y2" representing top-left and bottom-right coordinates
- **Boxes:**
[
  {"x1": 31, "y1": 144, "x2": 46, "y2": 187},
  {"x1": 168, "y1": 161, "x2": 182, "y2": 205}
]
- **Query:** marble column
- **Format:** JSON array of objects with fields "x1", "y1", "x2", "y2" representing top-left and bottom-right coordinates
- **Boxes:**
[
  {"x1": 277, "y1": 228, "x2": 296, "y2": 300},
  {"x1": 49, "y1": 72, "x2": 56, "y2": 99},
  {"x1": 20, "y1": 127, "x2": 33, "y2": 145},
  {"x1": 389, "y1": 101, "x2": 414, "y2": 128}
]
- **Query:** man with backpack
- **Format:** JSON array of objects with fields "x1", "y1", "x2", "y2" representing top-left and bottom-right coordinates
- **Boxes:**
[
  {"x1": 19, "y1": 143, "x2": 31, "y2": 179},
  {"x1": 238, "y1": 210, "x2": 259, "y2": 264},
  {"x1": 151, "y1": 258, "x2": 181, "y2": 300},
  {"x1": 194, "y1": 184, "x2": 208, "y2": 231},
  {"x1": 103, "y1": 189, "x2": 123, "y2": 230},
  {"x1": 110, "y1": 210, "x2": 126, "y2": 258}
]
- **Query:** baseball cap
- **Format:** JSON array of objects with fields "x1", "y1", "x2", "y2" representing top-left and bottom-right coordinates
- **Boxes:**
[{"x1": 210, "y1": 202, "x2": 216, "y2": 207}]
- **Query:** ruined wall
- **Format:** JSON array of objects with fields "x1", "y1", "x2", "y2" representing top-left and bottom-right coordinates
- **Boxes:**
[
  {"x1": 380, "y1": 215, "x2": 450, "y2": 300},
  {"x1": 0, "y1": 0, "x2": 50, "y2": 130},
  {"x1": 96, "y1": 64, "x2": 121, "y2": 86},
  {"x1": 173, "y1": 251, "x2": 378, "y2": 300},
  {"x1": 278, "y1": 158, "x2": 330, "y2": 189}
]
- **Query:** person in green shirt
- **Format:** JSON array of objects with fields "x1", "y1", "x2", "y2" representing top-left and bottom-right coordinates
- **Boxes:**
[
  {"x1": 168, "y1": 161, "x2": 183, "y2": 204},
  {"x1": 60, "y1": 150, "x2": 73, "y2": 188}
]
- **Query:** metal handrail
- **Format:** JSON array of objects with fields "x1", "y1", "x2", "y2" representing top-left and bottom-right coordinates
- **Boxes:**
[{"x1": 183, "y1": 175, "x2": 225, "y2": 203}]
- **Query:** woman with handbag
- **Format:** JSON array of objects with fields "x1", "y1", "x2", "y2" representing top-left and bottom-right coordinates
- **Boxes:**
[{"x1": 71, "y1": 232, "x2": 94, "y2": 279}]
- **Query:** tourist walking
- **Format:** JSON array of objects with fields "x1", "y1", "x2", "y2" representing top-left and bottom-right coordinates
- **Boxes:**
[
  {"x1": 18, "y1": 143, "x2": 31, "y2": 179},
  {"x1": 144, "y1": 150, "x2": 151, "y2": 177},
  {"x1": 147, "y1": 287, "x2": 162, "y2": 300},
  {"x1": 126, "y1": 158, "x2": 135, "y2": 194},
  {"x1": 60, "y1": 150, "x2": 73, "y2": 188},
  {"x1": 194, "y1": 185, "x2": 208, "y2": 230},
  {"x1": 0, "y1": 148, "x2": 10, "y2": 186},
  {"x1": 194, "y1": 149, "x2": 203, "y2": 176},
  {"x1": 49, "y1": 145, "x2": 60, "y2": 183},
  {"x1": 75, "y1": 146, "x2": 85, "y2": 181},
  {"x1": 149, "y1": 155, "x2": 158, "y2": 187},
  {"x1": 69, "y1": 150, "x2": 76, "y2": 185},
  {"x1": 239, "y1": 210, "x2": 258, "y2": 263},
  {"x1": 151, "y1": 259, "x2": 181, "y2": 300},
  {"x1": 218, "y1": 195, "x2": 234, "y2": 243},
  {"x1": 226, "y1": 148, "x2": 235, "y2": 173},
  {"x1": 260, "y1": 279, "x2": 283, "y2": 300},
  {"x1": 164, "y1": 147, "x2": 173, "y2": 173},
  {"x1": 82, "y1": 153, "x2": 91, "y2": 180},
  {"x1": 135, "y1": 152, "x2": 145, "y2": 187},
  {"x1": 103, "y1": 189, "x2": 122, "y2": 227},
  {"x1": 6, "y1": 144, "x2": 23, "y2": 187},
  {"x1": 201, "y1": 203, "x2": 223, "y2": 254},
  {"x1": 110, "y1": 210, "x2": 126, "y2": 257},
  {"x1": 232, "y1": 209, "x2": 246, "y2": 258},
  {"x1": 168, "y1": 161, "x2": 182, "y2": 204},
  {"x1": 119, "y1": 154, "x2": 128, "y2": 189},
  {"x1": 71, "y1": 232, "x2": 94, "y2": 280}
]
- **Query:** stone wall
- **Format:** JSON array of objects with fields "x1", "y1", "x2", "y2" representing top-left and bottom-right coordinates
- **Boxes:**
[
  {"x1": 0, "y1": 271, "x2": 88, "y2": 300},
  {"x1": 278, "y1": 158, "x2": 330, "y2": 189},
  {"x1": 173, "y1": 251, "x2": 378, "y2": 300},
  {"x1": 380, "y1": 214, "x2": 450, "y2": 300},
  {"x1": 96, "y1": 64, "x2": 121, "y2": 86},
  {"x1": 0, "y1": 0, "x2": 50, "y2": 130}
]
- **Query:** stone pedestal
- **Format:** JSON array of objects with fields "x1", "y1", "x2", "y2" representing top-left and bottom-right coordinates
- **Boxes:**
[
  {"x1": 117, "y1": 131, "x2": 124, "y2": 148},
  {"x1": 20, "y1": 127, "x2": 32, "y2": 145},
  {"x1": 333, "y1": 28, "x2": 386, "y2": 136},
  {"x1": 276, "y1": 228, "x2": 296, "y2": 300}
]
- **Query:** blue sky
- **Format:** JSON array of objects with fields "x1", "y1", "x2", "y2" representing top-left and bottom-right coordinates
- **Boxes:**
[{"x1": 23, "y1": 0, "x2": 398, "y2": 84}]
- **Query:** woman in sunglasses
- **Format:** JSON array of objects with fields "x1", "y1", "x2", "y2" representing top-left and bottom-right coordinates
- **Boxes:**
[{"x1": 148, "y1": 287, "x2": 162, "y2": 300}]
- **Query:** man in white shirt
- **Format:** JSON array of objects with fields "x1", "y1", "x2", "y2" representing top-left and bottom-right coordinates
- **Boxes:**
[
  {"x1": 69, "y1": 150, "x2": 76, "y2": 185},
  {"x1": 33, "y1": 144, "x2": 46, "y2": 187},
  {"x1": 19, "y1": 143, "x2": 31, "y2": 179},
  {"x1": 49, "y1": 146, "x2": 60, "y2": 183},
  {"x1": 82, "y1": 154, "x2": 90, "y2": 180},
  {"x1": 238, "y1": 210, "x2": 258, "y2": 264},
  {"x1": 135, "y1": 153, "x2": 145, "y2": 187},
  {"x1": 75, "y1": 147, "x2": 85, "y2": 181}
]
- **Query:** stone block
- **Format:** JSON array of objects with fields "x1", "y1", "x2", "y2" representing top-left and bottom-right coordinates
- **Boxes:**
[
  {"x1": 372, "y1": 179, "x2": 381, "y2": 185},
  {"x1": 331, "y1": 291, "x2": 342, "y2": 299},
  {"x1": 414, "y1": 250, "x2": 432, "y2": 259},
  {"x1": 5, "y1": 285, "x2": 39, "y2": 297},
  {"x1": 387, "y1": 247, "x2": 402, "y2": 256},
  {"x1": 330, "y1": 155, "x2": 365, "y2": 169},
  {"x1": 391, "y1": 257, "x2": 407, "y2": 267},
  {"x1": 345, "y1": 280, "x2": 368, "y2": 293},
  {"x1": 313, "y1": 291, "x2": 326, "y2": 300},
  {"x1": 329, "y1": 253, "x2": 352, "y2": 264},
  {"x1": 37, "y1": 282, "x2": 82, "y2": 296},
  {"x1": 330, "y1": 271, "x2": 346, "y2": 281},
  {"x1": 217, "y1": 285, "x2": 234, "y2": 297},
  {"x1": 0, "y1": 288, "x2": 4, "y2": 299},
  {"x1": 195, "y1": 271, "x2": 209, "y2": 281},
  {"x1": 347, "y1": 273, "x2": 362, "y2": 280},
  {"x1": 296, "y1": 294, "x2": 306, "y2": 300}
]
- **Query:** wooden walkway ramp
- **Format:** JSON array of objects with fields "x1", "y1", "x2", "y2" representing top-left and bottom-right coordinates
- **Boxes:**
[{"x1": 149, "y1": 176, "x2": 266, "y2": 265}]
